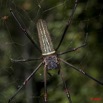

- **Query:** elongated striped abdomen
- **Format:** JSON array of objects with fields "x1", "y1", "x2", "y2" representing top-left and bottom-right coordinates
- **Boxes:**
[{"x1": 37, "y1": 19, "x2": 55, "y2": 55}]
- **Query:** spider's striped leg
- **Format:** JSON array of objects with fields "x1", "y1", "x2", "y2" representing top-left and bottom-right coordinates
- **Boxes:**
[
  {"x1": 58, "y1": 33, "x2": 88, "y2": 55},
  {"x1": 10, "y1": 57, "x2": 42, "y2": 63},
  {"x1": 44, "y1": 66, "x2": 48, "y2": 103},
  {"x1": 60, "y1": 70, "x2": 72, "y2": 103},
  {"x1": 56, "y1": 0, "x2": 78, "y2": 50},
  {"x1": 8, "y1": 62, "x2": 43, "y2": 103},
  {"x1": 60, "y1": 59, "x2": 103, "y2": 85},
  {"x1": 9, "y1": 1, "x2": 41, "y2": 52}
]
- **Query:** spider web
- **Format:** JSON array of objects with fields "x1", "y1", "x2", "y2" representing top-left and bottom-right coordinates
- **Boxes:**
[{"x1": 0, "y1": 0, "x2": 103, "y2": 103}]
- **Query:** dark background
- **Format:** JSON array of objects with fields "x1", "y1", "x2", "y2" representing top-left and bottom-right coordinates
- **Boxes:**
[{"x1": 0, "y1": 0, "x2": 103, "y2": 103}]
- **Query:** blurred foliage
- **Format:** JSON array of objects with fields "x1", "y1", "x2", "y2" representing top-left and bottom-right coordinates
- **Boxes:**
[{"x1": 0, "y1": 0, "x2": 103, "y2": 103}]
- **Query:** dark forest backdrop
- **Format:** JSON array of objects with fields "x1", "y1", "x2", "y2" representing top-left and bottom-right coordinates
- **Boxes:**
[{"x1": 0, "y1": 0, "x2": 103, "y2": 103}]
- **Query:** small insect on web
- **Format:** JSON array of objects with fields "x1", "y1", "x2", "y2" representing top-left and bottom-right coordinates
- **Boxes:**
[{"x1": 8, "y1": 0, "x2": 103, "y2": 103}]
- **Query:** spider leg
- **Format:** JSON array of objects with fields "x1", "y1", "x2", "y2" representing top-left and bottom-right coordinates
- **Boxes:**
[
  {"x1": 60, "y1": 70, "x2": 72, "y2": 103},
  {"x1": 44, "y1": 66, "x2": 48, "y2": 103},
  {"x1": 60, "y1": 59, "x2": 103, "y2": 85},
  {"x1": 9, "y1": 1, "x2": 41, "y2": 52},
  {"x1": 8, "y1": 62, "x2": 43, "y2": 103},
  {"x1": 56, "y1": 0, "x2": 78, "y2": 50},
  {"x1": 10, "y1": 57, "x2": 42, "y2": 63},
  {"x1": 58, "y1": 33, "x2": 88, "y2": 55}
]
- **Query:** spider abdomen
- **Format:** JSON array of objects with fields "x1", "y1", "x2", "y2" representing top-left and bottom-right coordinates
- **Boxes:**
[{"x1": 37, "y1": 19, "x2": 55, "y2": 56}]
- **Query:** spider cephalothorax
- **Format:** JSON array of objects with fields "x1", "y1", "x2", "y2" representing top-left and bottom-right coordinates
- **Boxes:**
[{"x1": 43, "y1": 55, "x2": 59, "y2": 70}]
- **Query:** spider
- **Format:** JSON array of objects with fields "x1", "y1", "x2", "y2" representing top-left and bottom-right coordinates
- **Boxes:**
[{"x1": 8, "y1": 0, "x2": 103, "y2": 103}]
